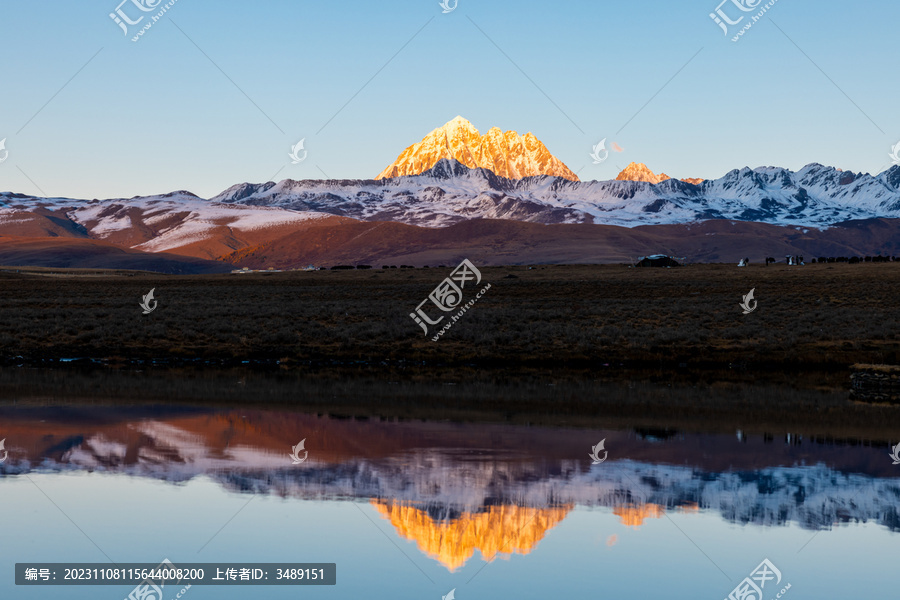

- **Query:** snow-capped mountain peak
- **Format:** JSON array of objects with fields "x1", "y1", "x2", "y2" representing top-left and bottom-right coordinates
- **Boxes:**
[
  {"x1": 616, "y1": 162, "x2": 671, "y2": 184},
  {"x1": 615, "y1": 162, "x2": 704, "y2": 186},
  {"x1": 375, "y1": 116, "x2": 579, "y2": 182}
]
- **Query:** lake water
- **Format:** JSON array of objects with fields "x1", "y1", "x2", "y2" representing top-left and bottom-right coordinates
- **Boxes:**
[{"x1": 0, "y1": 369, "x2": 898, "y2": 599}]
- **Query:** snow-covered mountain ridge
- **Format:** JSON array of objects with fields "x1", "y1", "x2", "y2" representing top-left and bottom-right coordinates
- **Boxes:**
[
  {"x1": 3, "y1": 161, "x2": 900, "y2": 246},
  {"x1": 212, "y1": 159, "x2": 900, "y2": 228}
]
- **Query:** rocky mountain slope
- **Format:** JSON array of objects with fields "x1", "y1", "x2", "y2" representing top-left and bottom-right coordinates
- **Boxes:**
[{"x1": 0, "y1": 191, "x2": 338, "y2": 261}]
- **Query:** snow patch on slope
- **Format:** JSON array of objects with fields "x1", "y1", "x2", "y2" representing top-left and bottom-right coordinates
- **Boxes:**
[{"x1": 58, "y1": 194, "x2": 330, "y2": 253}]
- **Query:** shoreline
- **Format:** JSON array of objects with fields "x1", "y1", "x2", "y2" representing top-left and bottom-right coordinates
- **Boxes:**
[
  {"x1": 0, "y1": 354, "x2": 880, "y2": 371},
  {"x1": 0, "y1": 364, "x2": 898, "y2": 441}
]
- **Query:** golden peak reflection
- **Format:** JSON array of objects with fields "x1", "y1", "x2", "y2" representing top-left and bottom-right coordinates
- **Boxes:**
[
  {"x1": 371, "y1": 500, "x2": 572, "y2": 571},
  {"x1": 613, "y1": 502, "x2": 700, "y2": 528},
  {"x1": 613, "y1": 503, "x2": 665, "y2": 528}
]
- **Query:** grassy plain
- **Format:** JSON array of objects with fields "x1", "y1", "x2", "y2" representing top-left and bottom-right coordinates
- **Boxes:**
[{"x1": 0, "y1": 262, "x2": 898, "y2": 368}]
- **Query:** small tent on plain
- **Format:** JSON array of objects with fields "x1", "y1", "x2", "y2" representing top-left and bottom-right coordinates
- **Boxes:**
[{"x1": 636, "y1": 254, "x2": 682, "y2": 268}]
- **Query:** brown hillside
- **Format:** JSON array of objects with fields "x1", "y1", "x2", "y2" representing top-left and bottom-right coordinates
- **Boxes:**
[{"x1": 222, "y1": 218, "x2": 900, "y2": 269}]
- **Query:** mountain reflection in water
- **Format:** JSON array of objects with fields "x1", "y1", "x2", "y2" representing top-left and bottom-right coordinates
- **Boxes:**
[{"x1": 1, "y1": 404, "x2": 898, "y2": 572}]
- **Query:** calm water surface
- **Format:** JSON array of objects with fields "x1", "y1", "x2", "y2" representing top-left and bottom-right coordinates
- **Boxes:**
[{"x1": 0, "y1": 370, "x2": 898, "y2": 599}]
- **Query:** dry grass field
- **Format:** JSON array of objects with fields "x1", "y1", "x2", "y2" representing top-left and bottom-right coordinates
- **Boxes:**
[{"x1": 0, "y1": 262, "x2": 898, "y2": 368}]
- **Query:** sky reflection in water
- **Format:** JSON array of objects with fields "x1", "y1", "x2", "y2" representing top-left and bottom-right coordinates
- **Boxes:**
[{"x1": 0, "y1": 402, "x2": 898, "y2": 599}]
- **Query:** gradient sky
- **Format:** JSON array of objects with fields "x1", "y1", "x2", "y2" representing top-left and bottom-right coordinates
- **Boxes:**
[{"x1": 0, "y1": 0, "x2": 896, "y2": 200}]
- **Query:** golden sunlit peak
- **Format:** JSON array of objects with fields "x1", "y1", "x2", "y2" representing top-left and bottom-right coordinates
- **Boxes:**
[
  {"x1": 376, "y1": 117, "x2": 579, "y2": 181},
  {"x1": 615, "y1": 162, "x2": 705, "y2": 185},
  {"x1": 611, "y1": 502, "x2": 700, "y2": 528},
  {"x1": 371, "y1": 500, "x2": 572, "y2": 571},
  {"x1": 613, "y1": 503, "x2": 665, "y2": 528}
]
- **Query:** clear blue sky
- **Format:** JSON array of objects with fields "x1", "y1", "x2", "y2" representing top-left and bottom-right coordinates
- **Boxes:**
[{"x1": 0, "y1": 0, "x2": 896, "y2": 199}]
